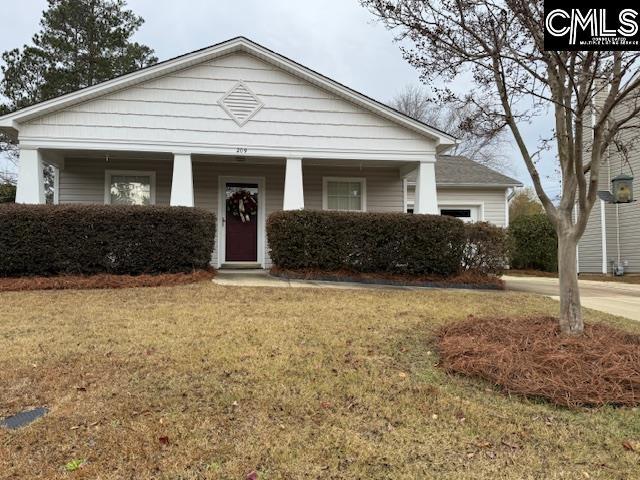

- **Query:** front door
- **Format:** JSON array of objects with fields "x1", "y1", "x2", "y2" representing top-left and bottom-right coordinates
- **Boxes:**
[{"x1": 224, "y1": 182, "x2": 259, "y2": 262}]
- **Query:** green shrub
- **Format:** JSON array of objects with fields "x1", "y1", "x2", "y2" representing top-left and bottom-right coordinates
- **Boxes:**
[
  {"x1": 509, "y1": 213, "x2": 558, "y2": 272},
  {"x1": 462, "y1": 222, "x2": 509, "y2": 275},
  {"x1": 267, "y1": 210, "x2": 465, "y2": 276},
  {"x1": 0, "y1": 183, "x2": 16, "y2": 203},
  {"x1": 0, "y1": 204, "x2": 216, "y2": 276}
]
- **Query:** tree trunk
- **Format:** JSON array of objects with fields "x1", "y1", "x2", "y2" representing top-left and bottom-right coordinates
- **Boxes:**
[{"x1": 557, "y1": 231, "x2": 584, "y2": 335}]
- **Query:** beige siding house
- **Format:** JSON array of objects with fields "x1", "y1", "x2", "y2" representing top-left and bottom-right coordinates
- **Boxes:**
[
  {"x1": 577, "y1": 100, "x2": 639, "y2": 274},
  {"x1": 1, "y1": 37, "x2": 520, "y2": 269}
]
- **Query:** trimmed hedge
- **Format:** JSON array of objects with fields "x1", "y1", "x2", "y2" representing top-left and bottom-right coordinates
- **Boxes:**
[
  {"x1": 0, "y1": 204, "x2": 216, "y2": 276},
  {"x1": 462, "y1": 222, "x2": 509, "y2": 275},
  {"x1": 266, "y1": 210, "x2": 465, "y2": 276},
  {"x1": 509, "y1": 213, "x2": 558, "y2": 272}
]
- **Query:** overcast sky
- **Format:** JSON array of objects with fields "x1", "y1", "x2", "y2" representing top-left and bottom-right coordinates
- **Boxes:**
[{"x1": 1, "y1": 0, "x2": 562, "y2": 195}]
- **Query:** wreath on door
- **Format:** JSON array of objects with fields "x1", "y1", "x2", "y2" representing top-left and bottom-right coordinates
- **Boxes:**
[{"x1": 227, "y1": 189, "x2": 258, "y2": 223}]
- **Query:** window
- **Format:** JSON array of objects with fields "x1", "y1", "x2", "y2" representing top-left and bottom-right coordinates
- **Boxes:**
[
  {"x1": 439, "y1": 205, "x2": 481, "y2": 223},
  {"x1": 105, "y1": 170, "x2": 156, "y2": 205},
  {"x1": 441, "y1": 208, "x2": 472, "y2": 218},
  {"x1": 323, "y1": 177, "x2": 366, "y2": 211}
]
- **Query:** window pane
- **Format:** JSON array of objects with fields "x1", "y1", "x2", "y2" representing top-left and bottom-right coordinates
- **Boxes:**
[
  {"x1": 441, "y1": 209, "x2": 471, "y2": 218},
  {"x1": 336, "y1": 182, "x2": 350, "y2": 196},
  {"x1": 326, "y1": 180, "x2": 363, "y2": 211},
  {"x1": 110, "y1": 175, "x2": 151, "y2": 205}
]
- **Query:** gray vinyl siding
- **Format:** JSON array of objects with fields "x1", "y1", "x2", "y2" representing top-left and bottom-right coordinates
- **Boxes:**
[
  {"x1": 579, "y1": 100, "x2": 640, "y2": 274},
  {"x1": 58, "y1": 159, "x2": 404, "y2": 268},
  {"x1": 59, "y1": 157, "x2": 173, "y2": 205},
  {"x1": 406, "y1": 185, "x2": 508, "y2": 227},
  {"x1": 578, "y1": 200, "x2": 604, "y2": 273}
]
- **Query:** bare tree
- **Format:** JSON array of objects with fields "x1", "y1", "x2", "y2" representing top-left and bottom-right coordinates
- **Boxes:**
[
  {"x1": 391, "y1": 84, "x2": 510, "y2": 171},
  {"x1": 362, "y1": 0, "x2": 640, "y2": 335},
  {"x1": 509, "y1": 187, "x2": 544, "y2": 221}
]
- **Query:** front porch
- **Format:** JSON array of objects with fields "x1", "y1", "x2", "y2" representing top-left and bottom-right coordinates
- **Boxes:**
[{"x1": 14, "y1": 150, "x2": 440, "y2": 268}]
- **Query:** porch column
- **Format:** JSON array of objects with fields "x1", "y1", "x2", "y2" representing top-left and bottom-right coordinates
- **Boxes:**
[
  {"x1": 283, "y1": 157, "x2": 304, "y2": 210},
  {"x1": 15, "y1": 147, "x2": 45, "y2": 204},
  {"x1": 414, "y1": 160, "x2": 438, "y2": 214},
  {"x1": 170, "y1": 153, "x2": 194, "y2": 207}
]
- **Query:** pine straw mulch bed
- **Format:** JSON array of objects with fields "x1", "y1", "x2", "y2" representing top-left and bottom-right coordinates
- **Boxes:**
[
  {"x1": 0, "y1": 269, "x2": 215, "y2": 292},
  {"x1": 270, "y1": 267, "x2": 504, "y2": 289},
  {"x1": 437, "y1": 315, "x2": 640, "y2": 408}
]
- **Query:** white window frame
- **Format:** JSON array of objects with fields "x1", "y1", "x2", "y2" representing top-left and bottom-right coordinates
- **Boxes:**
[
  {"x1": 322, "y1": 176, "x2": 367, "y2": 212},
  {"x1": 104, "y1": 170, "x2": 157, "y2": 205},
  {"x1": 438, "y1": 202, "x2": 485, "y2": 222}
]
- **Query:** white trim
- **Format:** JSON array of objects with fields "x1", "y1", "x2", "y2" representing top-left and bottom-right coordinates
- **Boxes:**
[
  {"x1": 438, "y1": 201, "x2": 485, "y2": 222},
  {"x1": 53, "y1": 165, "x2": 60, "y2": 205},
  {"x1": 322, "y1": 176, "x2": 367, "y2": 212},
  {"x1": 574, "y1": 203, "x2": 580, "y2": 274},
  {"x1": 504, "y1": 189, "x2": 509, "y2": 227},
  {"x1": 600, "y1": 199, "x2": 607, "y2": 274},
  {"x1": 104, "y1": 170, "x2": 157, "y2": 205},
  {"x1": 0, "y1": 37, "x2": 456, "y2": 148},
  {"x1": 218, "y1": 176, "x2": 266, "y2": 268},
  {"x1": 18, "y1": 137, "x2": 438, "y2": 163},
  {"x1": 402, "y1": 178, "x2": 408, "y2": 213}
]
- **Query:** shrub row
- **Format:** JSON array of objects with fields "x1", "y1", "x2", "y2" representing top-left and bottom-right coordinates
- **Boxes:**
[
  {"x1": 509, "y1": 213, "x2": 557, "y2": 272},
  {"x1": 267, "y1": 210, "x2": 466, "y2": 276},
  {"x1": 0, "y1": 204, "x2": 216, "y2": 276}
]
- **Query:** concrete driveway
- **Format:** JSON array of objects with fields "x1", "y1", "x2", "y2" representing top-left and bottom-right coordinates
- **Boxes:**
[{"x1": 503, "y1": 275, "x2": 640, "y2": 321}]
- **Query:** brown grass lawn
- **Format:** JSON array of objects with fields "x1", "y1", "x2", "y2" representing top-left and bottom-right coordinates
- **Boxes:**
[{"x1": 1, "y1": 284, "x2": 640, "y2": 479}]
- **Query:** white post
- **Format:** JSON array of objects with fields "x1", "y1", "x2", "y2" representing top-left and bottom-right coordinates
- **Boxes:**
[
  {"x1": 170, "y1": 153, "x2": 194, "y2": 207},
  {"x1": 414, "y1": 160, "x2": 438, "y2": 214},
  {"x1": 15, "y1": 148, "x2": 45, "y2": 204},
  {"x1": 283, "y1": 157, "x2": 304, "y2": 210}
]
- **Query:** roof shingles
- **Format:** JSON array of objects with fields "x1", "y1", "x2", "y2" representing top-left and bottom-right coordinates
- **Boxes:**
[{"x1": 433, "y1": 155, "x2": 522, "y2": 187}]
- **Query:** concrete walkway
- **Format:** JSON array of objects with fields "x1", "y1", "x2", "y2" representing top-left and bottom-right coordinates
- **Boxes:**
[
  {"x1": 213, "y1": 269, "x2": 503, "y2": 293},
  {"x1": 212, "y1": 269, "x2": 433, "y2": 291},
  {"x1": 503, "y1": 275, "x2": 640, "y2": 321}
]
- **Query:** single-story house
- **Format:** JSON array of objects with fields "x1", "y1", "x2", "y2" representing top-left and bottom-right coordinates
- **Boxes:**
[{"x1": 0, "y1": 37, "x2": 521, "y2": 269}]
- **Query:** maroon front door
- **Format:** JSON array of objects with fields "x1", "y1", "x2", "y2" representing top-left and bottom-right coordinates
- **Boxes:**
[{"x1": 225, "y1": 183, "x2": 258, "y2": 262}]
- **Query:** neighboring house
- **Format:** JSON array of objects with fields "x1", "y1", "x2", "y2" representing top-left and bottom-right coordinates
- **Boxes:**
[
  {"x1": 405, "y1": 155, "x2": 521, "y2": 226},
  {"x1": 577, "y1": 101, "x2": 639, "y2": 275},
  {"x1": 0, "y1": 37, "x2": 520, "y2": 269}
]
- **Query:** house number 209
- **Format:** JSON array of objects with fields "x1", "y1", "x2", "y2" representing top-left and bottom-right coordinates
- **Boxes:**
[{"x1": 236, "y1": 147, "x2": 248, "y2": 154}]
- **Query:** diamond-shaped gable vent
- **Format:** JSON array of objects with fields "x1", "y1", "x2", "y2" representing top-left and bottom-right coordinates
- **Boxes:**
[{"x1": 219, "y1": 81, "x2": 263, "y2": 126}]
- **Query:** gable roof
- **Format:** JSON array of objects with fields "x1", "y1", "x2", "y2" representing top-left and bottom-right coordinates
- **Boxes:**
[
  {"x1": 0, "y1": 36, "x2": 457, "y2": 151},
  {"x1": 409, "y1": 155, "x2": 522, "y2": 187}
]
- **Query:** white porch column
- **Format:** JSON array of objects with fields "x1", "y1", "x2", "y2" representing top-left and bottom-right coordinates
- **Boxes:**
[
  {"x1": 170, "y1": 153, "x2": 194, "y2": 207},
  {"x1": 414, "y1": 160, "x2": 438, "y2": 214},
  {"x1": 15, "y1": 148, "x2": 45, "y2": 204},
  {"x1": 283, "y1": 157, "x2": 304, "y2": 210}
]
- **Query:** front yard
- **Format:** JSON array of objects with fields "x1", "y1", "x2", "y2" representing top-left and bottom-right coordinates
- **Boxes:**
[{"x1": 1, "y1": 284, "x2": 639, "y2": 479}]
